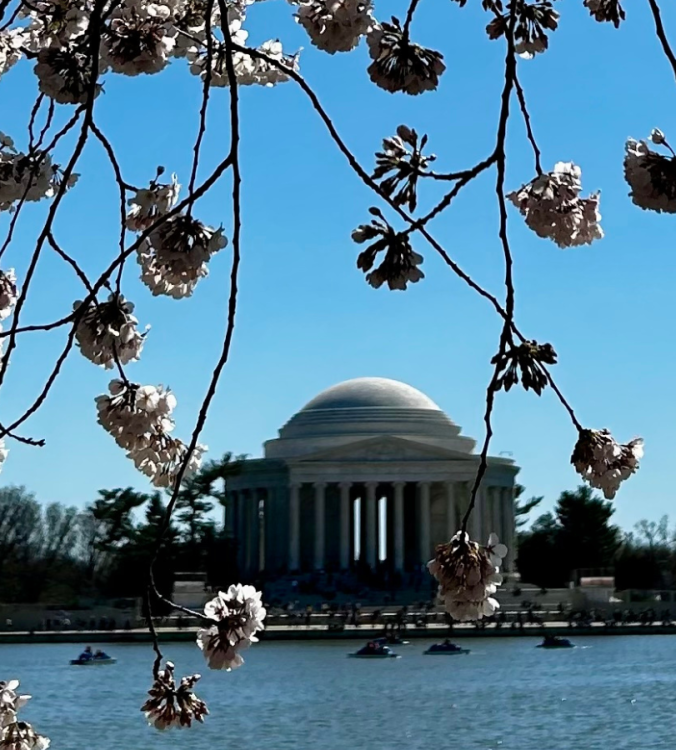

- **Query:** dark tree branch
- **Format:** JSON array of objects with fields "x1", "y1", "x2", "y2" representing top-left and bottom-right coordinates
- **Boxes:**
[
  {"x1": 647, "y1": 0, "x2": 676, "y2": 84},
  {"x1": 514, "y1": 69, "x2": 542, "y2": 176}
]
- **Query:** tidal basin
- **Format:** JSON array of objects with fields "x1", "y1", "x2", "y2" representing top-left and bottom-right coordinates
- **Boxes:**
[{"x1": 3, "y1": 636, "x2": 676, "y2": 750}]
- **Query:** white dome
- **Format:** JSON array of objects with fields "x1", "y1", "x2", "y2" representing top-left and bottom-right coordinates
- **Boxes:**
[
  {"x1": 264, "y1": 377, "x2": 474, "y2": 459},
  {"x1": 299, "y1": 377, "x2": 441, "y2": 412}
]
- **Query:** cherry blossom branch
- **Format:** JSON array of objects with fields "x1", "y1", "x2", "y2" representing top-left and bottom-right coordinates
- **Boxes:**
[
  {"x1": 402, "y1": 0, "x2": 423, "y2": 40},
  {"x1": 462, "y1": 2, "x2": 517, "y2": 531},
  {"x1": 0, "y1": 106, "x2": 83, "y2": 262},
  {"x1": 145, "y1": 1, "x2": 243, "y2": 671},
  {"x1": 0, "y1": 0, "x2": 106, "y2": 388},
  {"x1": 514, "y1": 69, "x2": 542, "y2": 175},
  {"x1": 647, "y1": 0, "x2": 676, "y2": 84},
  {"x1": 187, "y1": 0, "x2": 215, "y2": 216}
]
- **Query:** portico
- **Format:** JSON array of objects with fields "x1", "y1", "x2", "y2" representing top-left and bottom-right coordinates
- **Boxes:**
[{"x1": 224, "y1": 378, "x2": 519, "y2": 578}]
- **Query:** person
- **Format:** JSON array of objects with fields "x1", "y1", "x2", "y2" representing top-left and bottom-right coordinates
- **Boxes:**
[
  {"x1": 94, "y1": 650, "x2": 109, "y2": 660},
  {"x1": 78, "y1": 646, "x2": 93, "y2": 661}
]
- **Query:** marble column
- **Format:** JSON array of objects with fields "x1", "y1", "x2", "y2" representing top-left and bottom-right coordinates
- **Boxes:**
[
  {"x1": 339, "y1": 482, "x2": 352, "y2": 570},
  {"x1": 419, "y1": 481, "x2": 431, "y2": 563},
  {"x1": 244, "y1": 490, "x2": 254, "y2": 574},
  {"x1": 502, "y1": 486, "x2": 516, "y2": 572},
  {"x1": 314, "y1": 482, "x2": 326, "y2": 570},
  {"x1": 289, "y1": 483, "x2": 300, "y2": 571},
  {"x1": 490, "y1": 487, "x2": 502, "y2": 539},
  {"x1": 365, "y1": 482, "x2": 378, "y2": 569},
  {"x1": 445, "y1": 481, "x2": 457, "y2": 540},
  {"x1": 393, "y1": 481, "x2": 405, "y2": 572}
]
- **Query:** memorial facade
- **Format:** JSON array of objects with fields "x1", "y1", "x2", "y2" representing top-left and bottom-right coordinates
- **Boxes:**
[{"x1": 224, "y1": 377, "x2": 519, "y2": 577}]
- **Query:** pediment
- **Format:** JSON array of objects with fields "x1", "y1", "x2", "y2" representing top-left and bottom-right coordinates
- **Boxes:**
[{"x1": 293, "y1": 436, "x2": 472, "y2": 463}]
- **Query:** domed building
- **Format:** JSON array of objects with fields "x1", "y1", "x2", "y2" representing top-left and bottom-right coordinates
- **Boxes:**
[{"x1": 224, "y1": 377, "x2": 519, "y2": 577}]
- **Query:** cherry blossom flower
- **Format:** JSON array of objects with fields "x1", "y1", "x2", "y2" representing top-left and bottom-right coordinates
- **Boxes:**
[
  {"x1": 0, "y1": 30, "x2": 24, "y2": 80},
  {"x1": 486, "y1": 0, "x2": 558, "y2": 59},
  {"x1": 129, "y1": 433, "x2": 207, "y2": 488},
  {"x1": 137, "y1": 214, "x2": 227, "y2": 298},
  {"x1": 0, "y1": 142, "x2": 77, "y2": 212},
  {"x1": 372, "y1": 125, "x2": 435, "y2": 212},
  {"x1": 20, "y1": 0, "x2": 91, "y2": 51},
  {"x1": 96, "y1": 379, "x2": 177, "y2": 452},
  {"x1": 73, "y1": 293, "x2": 148, "y2": 369},
  {"x1": 196, "y1": 584, "x2": 266, "y2": 670},
  {"x1": 428, "y1": 531, "x2": 505, "y2": 621},
  {"x1": 0, "y1": 270, "x2": 17, "y2": 321},
  {"x1": 101, "y1": 0, "x2": 178, "y2": 76},
  {"x1": 485, "y1": 532, "x2": 508, "y2": 568},
  {"x1": 492, "y1": 340, "x2": 557, "y2": 396},
  {"x1": 34, "y1": 47, "x2": 102, "y2": 105},
  {"x1": 366, "y1": 18, "x2": 445, "y2": 95},
  {"x1": 583, "y1": 0, "x2": 625, "y2": 27},
  {"x1": 571, "y1": 429, "x2": 644, "y2": 500},
  {"x1": 624, "y1": 137, "x2": 676, "y2": 213},
  {"x1": 352, "y1": 208, "x2": 424, "y2": 290},
  {"x1": 0, "y1": 679, "x2": 49, "y2": 750},
  {"x1": 126, "y1": 172, "x2": 180, "y2": 233},
  {"x1": 141, "y1": 661, "x2": 208, "y2": 730},
  {"x1": 293, "y1": 0, "x2": 375, "y2": 54},
  {"x1": 507, "y1": 162, "x2": 603, "y2": 247}
]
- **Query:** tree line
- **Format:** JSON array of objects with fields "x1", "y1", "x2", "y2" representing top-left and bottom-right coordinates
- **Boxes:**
[
  {"x1": 516, "y1": 485, "x2": 676, "y2": 591},
  {"x1": 0, "y1": 453, "x2": 243, "y2": 605}
]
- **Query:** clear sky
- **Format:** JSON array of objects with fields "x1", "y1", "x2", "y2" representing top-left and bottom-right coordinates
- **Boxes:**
[{"x1": 0, "y1": 0, "x2": 675, "y2": 532}]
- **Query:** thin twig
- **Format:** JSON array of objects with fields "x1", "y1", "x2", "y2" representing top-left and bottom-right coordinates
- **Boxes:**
[
  {"x1": 402, "y1": 0, "x2": 422, "y2": 40},
  {"x1": 0, "y1": 0, "x2": 106, "y2": 388},
  {"x1": 647, "y1": 0, "x2": 676, "y2": 84},
  {"x1": 187, "y1": 0, "x2": 215, "y2": 216},
  {"x1": 514, "y1": 70, "x2": 542, "y2": 175}
]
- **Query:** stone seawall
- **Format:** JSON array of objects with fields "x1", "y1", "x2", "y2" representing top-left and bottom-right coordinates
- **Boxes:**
[{"x1": 1, "y1": 622, "x2": 676, "y2": 645}]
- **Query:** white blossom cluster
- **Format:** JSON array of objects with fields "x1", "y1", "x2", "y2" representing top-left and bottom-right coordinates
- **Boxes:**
[
  {"x1": 1, "y1": 0, "x2": 299, "y2": 102},
  {"x1": 101, "y1": 0, "x2": 184, "y2": 77},
  {"x1": 137, "y1": 214, "x2": 227, "y2": 298},
  {"x1": 0, "y1": 135, "x2": 78, "y2": 212},
  {"x1": 96, "y1": 379, "x2": 206, "y2": 487},
  {"x1": 428, "y1": 531, "x2": 507, "y2": 621},
  {"x1": 187, "y1": 30, "x2": 299, "y2": 88},
  {"x1": 366, "y1": 17, "x2": 445, "y2": 95},
  {"x1": 624, "y1": 131, "x2": 676, "y2": 213},
  {"x1": 292, "y1": 0, "x2": 375, "y2": 54},
  {"x1": 0, "y1": 679, "x2": 50, "y2": 750},
  {"x1": 126, "y1": 173, "x2": 180, "y2": 233},
  {"x1": 0, "y1": 29, "x2": 24, "y2": 80},
  {"x1": 141, "y1": 661, "x2": 208, "y2": 730},
  {"x1": 507, "y1": 162, "x2": 603, "y2": 248},
  {"x1": 73, "y1": 294, "x2": 147, "y2": 369},
  {"x1": 34, "y1": 47, "x2": 102, "y2": 105},
  {"x1": 0, "y1": 270, "x2": 17, "y2": 322},
  {"x1": 196, "y1": 584, "x2": 266, "y2": 670},
  {"x1": 571, "y1": 429, "x2": 644, "y2": 500}
]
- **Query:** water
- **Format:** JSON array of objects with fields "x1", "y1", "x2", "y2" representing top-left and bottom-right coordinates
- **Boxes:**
[{"x1": 1, "y1": 635, "x2": 674, "y2": 749}]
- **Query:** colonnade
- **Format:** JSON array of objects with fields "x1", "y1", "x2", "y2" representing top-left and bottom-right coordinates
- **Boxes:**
[{"x1": 227, "y1": 480, "x2": 515, "y2": 576}]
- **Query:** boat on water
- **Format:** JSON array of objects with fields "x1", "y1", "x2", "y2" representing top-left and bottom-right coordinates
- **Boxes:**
[
  {"x1": 424, "y1": 640, "x2": 470, "y2": 655},
  {"x1": 537, "y1": 636, "x2": 574, "y2": 650},
  {"x1": 349, "y1": 642, "x2": 400, "y2": 659},
  {"x1": 70, "y1": 647, "x2": 117, "y2": 666},
  {"x1": 70, "y1": 657, "x2": 117, "y2": 666}
]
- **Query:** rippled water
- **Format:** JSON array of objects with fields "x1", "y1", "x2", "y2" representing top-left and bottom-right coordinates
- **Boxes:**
[{"x1": 1, "y1": 635, "x2": 675, "y2": 749}]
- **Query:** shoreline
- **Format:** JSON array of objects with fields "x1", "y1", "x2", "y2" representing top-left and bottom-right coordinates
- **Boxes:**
[{"x1": 1, "y1": 621, "x2": 676, "y2": 644}]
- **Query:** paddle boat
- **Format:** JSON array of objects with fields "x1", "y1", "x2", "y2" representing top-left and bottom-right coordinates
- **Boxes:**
[
  {"x1": 537, "y1": 635, "x2": 574, "y2": 650},
  {"x1": 424, "y1": 640, "x2": 470, "y2": 655},
  {"x1": 70, "y1": 647, "x2": 117, "y2": 666},
  {"x1": 348, "y1": 641, "x2": 400, "y2": 659}
]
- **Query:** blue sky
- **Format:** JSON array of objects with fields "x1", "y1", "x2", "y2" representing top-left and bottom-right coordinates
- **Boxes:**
[{"x1": 0, "y1": 0, "x2": 675, "y2": 531}]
